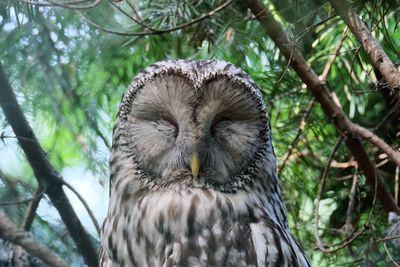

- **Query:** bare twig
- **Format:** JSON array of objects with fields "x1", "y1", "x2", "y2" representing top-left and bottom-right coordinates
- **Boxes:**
[
  {"x1": 276, "y1": 45, "x2": 296, "y2": 83},
  {"x1": 0, "y1": 210, "x2": 68, "y2": 267},
  {"x1": 243, "y1": 0, "x2": 399, "y2": 213},
  {"x1": 329, "y1": 0, "x2": 400, "y2": 97},
  {"x1": 319, "y1": 28, "x2": 349, "y2": 83},
  {"x1": 0, "y1": 186, "x2": 45, "y2": 206},
  {"x1": 295, "y1": 15, "x2": 336, "y2": 44},
  {"x1": 342, "y1": 53, "x2": 362, "y2": 85},
  {"x1": 62, "y1": 180, "x2": 101, "y2": 235},
  {"x1": 266, "y1": 85, "x2": 305, "y2": 105},
  {"x1": 330, "y1": 160, "x2": 358, "y2": 168},
  {"x1": 107, "y1": 0, "x2": 154, "y2": 31},
  {"x1": 0, "y1": 64, "x2": 98, "y2": 267},
  {"x1": 278, "y1": 99, "x2": 316, "y2": 176},
  {"x1": 126, "y1": 0, "x2": 143, "y2": 22},
  {"x1": 375, "y1": 234, "x2": 400, "y2": 243},
  {"x1": 16, "y1": 0, "x2": 101, "y2": 9},
  {"x1": 21, "y1": 187, "x2": 43, "y2": 231},
  {"x1": 0, "y1": 134, "x2": 38, "y2": 144}
]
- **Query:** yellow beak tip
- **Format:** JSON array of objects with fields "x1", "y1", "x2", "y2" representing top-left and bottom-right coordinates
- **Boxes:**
[{"x1": 190, "y1": 153, "x2": 200, "y2": 178}]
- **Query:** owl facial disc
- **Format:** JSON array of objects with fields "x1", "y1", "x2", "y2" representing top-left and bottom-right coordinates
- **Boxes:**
[{"x1": 117, "y1": 59, "x2": 272, "y2": 191}]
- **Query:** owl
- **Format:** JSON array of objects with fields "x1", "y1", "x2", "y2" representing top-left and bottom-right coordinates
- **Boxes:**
[{"x1": 100, "y1": 60, "x2": 310, "y2": 267}]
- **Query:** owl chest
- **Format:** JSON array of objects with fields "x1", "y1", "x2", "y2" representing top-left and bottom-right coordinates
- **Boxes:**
[{"x1": 116, "y1": 190, "x2": 259, "y2": 267}]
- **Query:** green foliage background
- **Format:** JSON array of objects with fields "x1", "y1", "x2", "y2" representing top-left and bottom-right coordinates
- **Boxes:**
[{"x1": 0, "y1": 0, "x2": 399, "y2": 266}]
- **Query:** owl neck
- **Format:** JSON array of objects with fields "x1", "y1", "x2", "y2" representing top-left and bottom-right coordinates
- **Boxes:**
[{"x1": 110, "y1": 164, "x2": 288, "y2": 232}]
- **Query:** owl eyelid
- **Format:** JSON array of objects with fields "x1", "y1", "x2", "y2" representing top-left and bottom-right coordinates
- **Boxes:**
[
  {"x1": 160, "y1": 116, "x2": 179, "y2": 137},
  {"x1": 161, "y1": 116, "x2": 178, "y2": 127},
  {"x1": 211, "y1": 116, "x2": 232, "y2": 129}
]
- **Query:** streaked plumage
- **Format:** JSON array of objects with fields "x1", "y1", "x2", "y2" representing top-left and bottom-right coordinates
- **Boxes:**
[{"x1": 100, "y1": 60, "x2": 310, "y2": 267}]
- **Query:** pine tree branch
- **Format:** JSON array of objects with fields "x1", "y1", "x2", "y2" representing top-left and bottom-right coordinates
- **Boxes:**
[
  {"x1": 76, "y1": 0, "x2": 235, "y2": 36},
  {"x1": 0, "y1": 64, "x2": 99, "y2": 267},
  {"x1": 351, "y1": 124, "x2": 400, "y2": 167},
  {"x1": 243, "y1": 0, "x2": 399, "y2": 213},
  {"x1": 0, "y1": 210, "x2": 68, "y2": 267},
  {"x1": 328, "y1": 0, "x2": 400, "y2": 97}
]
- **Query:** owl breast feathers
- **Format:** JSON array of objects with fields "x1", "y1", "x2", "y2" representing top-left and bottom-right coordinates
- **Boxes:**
[{"x1": 100, "y1": 60, "x2": 310, "y2": 267}]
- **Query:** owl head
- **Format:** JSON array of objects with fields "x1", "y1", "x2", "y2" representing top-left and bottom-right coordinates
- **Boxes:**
[{"x1": 111, "y1": 60, "x2": 276, "y2": 192}]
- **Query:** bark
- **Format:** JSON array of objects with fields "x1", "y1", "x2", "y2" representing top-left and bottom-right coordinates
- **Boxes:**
[
  {"x1": 0, "y1": 64, "x2": 99, "y2": 267},
  {"x1": 329, "y1": 0, "x2": 400, "y2": 97},
  {"x1": 243, "y1": 0, "x2": 399, "y2": 213},
  {"x1": 0, "y1": 210, "x2": 68, "y2": 267}
]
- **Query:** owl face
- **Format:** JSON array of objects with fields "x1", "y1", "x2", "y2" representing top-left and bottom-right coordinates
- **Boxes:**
[{"x1": 118, "y1": 60, "x2": 270, "y2": 189}]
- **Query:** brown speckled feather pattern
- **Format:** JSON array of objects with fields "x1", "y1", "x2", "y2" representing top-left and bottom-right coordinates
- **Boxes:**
[{"x1": 100, "y1": 60, "x2": 310, "y2": 267}]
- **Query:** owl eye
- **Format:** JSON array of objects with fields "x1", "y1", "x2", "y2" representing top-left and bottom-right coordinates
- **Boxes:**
[
  {"x1": 210, "y1": 116, "x2": 232, "y2": 134},
  {"x1": 160, "y1": 116, "x2": 179, "y2": 138}
]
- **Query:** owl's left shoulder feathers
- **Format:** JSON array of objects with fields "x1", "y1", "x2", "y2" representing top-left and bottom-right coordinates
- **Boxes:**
[{"x1": 249, "y1": 219, "x2": 310, "y2": 267}]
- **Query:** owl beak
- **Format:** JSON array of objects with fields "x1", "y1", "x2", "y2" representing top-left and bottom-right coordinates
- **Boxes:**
[{"x1": 190, "y1": 153, "x2": 200, "y2": 178}]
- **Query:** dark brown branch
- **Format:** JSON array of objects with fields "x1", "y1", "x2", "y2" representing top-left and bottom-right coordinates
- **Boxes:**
[
  {"x1": 243, "y1": 0, "x2": 399, "y2": 213},
  {"x1": 328, "y1": 0, "x2": 400, "y2": 97},
  {"x1": 0, "y1": 64, "x2": 98, "y2": 267},
  {"x1": 351, "y1": 124, "x2": 400, "y2": 167},
  {"x1": 0, "y1": 210, "x2": 68, "y2": 267}
]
